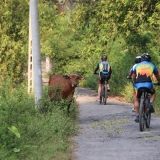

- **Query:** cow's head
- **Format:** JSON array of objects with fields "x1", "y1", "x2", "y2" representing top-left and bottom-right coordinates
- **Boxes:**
[{"x1": 64, "y1": 74, "x2": 84, "y2": 88}]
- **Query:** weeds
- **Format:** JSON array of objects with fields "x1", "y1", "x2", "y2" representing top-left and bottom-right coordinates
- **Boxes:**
[
  {"x1": 0, "y1": 82, "x2": 78, "y2": 160},
  {"x1": 92, "y1": 119, "x2": 128, "y2": 136}
]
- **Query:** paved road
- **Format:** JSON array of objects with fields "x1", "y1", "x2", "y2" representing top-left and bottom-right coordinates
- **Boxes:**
[{"x1": 73, "y1": 88, "x2": 160, "y2": 160}]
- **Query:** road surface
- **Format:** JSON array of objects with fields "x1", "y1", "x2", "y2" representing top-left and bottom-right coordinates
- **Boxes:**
[{"x1": 73, "y1": 88, "x2": 160, "y2": 160}]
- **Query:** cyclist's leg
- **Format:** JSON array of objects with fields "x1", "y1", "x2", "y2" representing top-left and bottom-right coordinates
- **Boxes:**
[
  {"x1": 134, "y1": 83, "x2": 142, "y2": 122},
  {"x1": 98, "y1": 84, "x2": 102, "y2": 100},
  {"x1": 150, "y1": 91, "x2": 156, "y2": 113},
  {"x1": 145, "y1": 82, "x2": 155, "y2": 112},
  {"x1": 132, "y1": 88, "x2": 136, "y2": 112},
  {"x1": 134, "y1": 97, "x2": 140, "y2": 122},
  {"x1": 149, "y1": 83, "x2": 156, "y2": 103},
  {"x1": 106, "y1": 81, "x2": 110, "y2": 91},
  {"x1": 105, "y1": 74, "x2": 111, "y2": 91},
  {"x1": 97, "y1": 74, "x2": 103, "y2": 101},
  {"x1": 150, "y1": 91, "x2": 156, "y2": 103}
]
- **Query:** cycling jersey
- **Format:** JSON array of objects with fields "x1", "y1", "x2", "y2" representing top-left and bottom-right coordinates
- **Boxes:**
[
  {"x1": 94, "y1": 61, "x2": 112, "y2": 75},
  {"x1": 133, "y1": 61, "x2": 158, "y2": 83},
  {"x1": 94, "y1": 61, "x2": 112, "y2": 84}
]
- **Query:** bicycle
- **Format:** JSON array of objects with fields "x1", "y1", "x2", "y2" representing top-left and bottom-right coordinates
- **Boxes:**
[
  {"x1": 138, "y1": 83, "x2": 160, "y2": 131},
  {"x1": 127, "y1": 76, "x2": 160, "y2": 131},
  {"x1": 94, "y1": 73, "x2": 110, "y2": 105},
  {"x1": 100, "y1": 76, "x2": 109, "y2": 105},
  {"x1": 138, "y1": 87, "x2": 152, "y2": 131}
]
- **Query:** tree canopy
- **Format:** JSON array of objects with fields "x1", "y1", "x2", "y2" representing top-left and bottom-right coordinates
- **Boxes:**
[{"x1": 0, "y1": 0, "x2": 160, "y2": 84}]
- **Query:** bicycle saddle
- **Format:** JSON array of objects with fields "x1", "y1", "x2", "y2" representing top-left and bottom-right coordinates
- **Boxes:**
[{"x1": 137, "y1": 87, "x2": 153, "y2": 98}]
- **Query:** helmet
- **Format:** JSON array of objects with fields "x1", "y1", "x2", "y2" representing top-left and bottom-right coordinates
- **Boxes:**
[
  {"x1": 141, "y1": 53, "x2": 151, "y2": 62},
  {"x1": 135, "y1": 56, "x2": 141, "y2": 63},
  {"x1": 101, "y1": 55, "x2": 107, "y2": 60}
]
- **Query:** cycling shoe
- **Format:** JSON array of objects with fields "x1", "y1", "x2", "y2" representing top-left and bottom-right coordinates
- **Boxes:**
[
  {"x1": 150, "y1": 105, "x2": 155, "y2": 113},
  {"x1": 135, "y1": 116, "x2": 139, "y2": 123}
]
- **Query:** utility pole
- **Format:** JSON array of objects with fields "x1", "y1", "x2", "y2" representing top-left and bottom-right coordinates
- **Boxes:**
[{"x1": 29, "y1": 0, "x2": 43, "y2": 108}]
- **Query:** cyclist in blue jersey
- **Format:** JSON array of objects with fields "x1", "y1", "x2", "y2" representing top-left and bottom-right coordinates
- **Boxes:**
[
  {"x1": 94, "y1": 55, "x2": 112, "y2": 101},
  {"x1": 127, "y1": 56, "x2": 141, "y2": 112},
  {"x1": 127, "y1": 56, "x2": 141, "y2": 79},
  {"x1": 132, "y1": 53, "x2": 160, "y2": 122}
]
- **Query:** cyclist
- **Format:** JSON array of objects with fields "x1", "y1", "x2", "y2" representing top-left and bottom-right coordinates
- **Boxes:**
[
  {"x1": 127, "y1": 56, "x2": 141, "y2": 112},
  {"x1": 94, "y1": 55, "x2": 112, "y2": 101},
  {"x1": 127, "y1": 56, "x2": 141, "y2": 79},
  {"x1": 132, "y1": 53, "x2": 160, "y2": 122}
]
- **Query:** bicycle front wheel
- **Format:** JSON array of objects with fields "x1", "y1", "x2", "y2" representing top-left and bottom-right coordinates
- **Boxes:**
[{"x1": 139, "y1": 98, "x2": 145, "y2": 131}]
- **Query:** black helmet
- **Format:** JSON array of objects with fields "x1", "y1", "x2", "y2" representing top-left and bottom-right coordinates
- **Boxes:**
[
  {"x1": 141, "y1": 53, "x2": 151, "y2": 62},
  {"x1": 101, "y1": 55, "x2": 107, "y2": 60},
  {"x1": 135, "y1": 56, "x2": 141, "y2": 63}
]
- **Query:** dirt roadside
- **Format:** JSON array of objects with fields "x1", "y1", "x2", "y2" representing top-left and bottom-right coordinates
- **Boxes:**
[{"x1": 73, "y1": 87, "x2": 160, "y2": 160}]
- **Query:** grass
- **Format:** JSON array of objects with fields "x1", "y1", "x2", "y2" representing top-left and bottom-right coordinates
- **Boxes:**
[
  {"x1": 0, "y1": 82, "x2": 79, "y2": 160},
  {"x1": 1, "y1": 72, "x2": 160, "y2": 159},
  {"x1": 92, "y1": 119, "x2": 128, "y2": 136}
]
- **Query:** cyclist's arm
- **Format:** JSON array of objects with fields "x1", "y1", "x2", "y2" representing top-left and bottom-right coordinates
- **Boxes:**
[
  {"x1": 128, "y1": 73, "x2": 132, "y2": 78},
  {"x1": 154, "y1": 72, "x2": 160, "y2": 83},
  {"x1": 153, "y1": 66, "x2": 160, "y2": 83},
  {"x1": 94, "y1": 64, "x2": 99, "y2": 74},
  {"x1": 132, "y1": 73, "x2": 136, "y2": 83},
  {"x1": 132, "y1": 64, "x2": 137, "y2": 83},
  {"x1": 128, "y1": 65, "x2": 136, "y2": 78},
  {"x1": 109, "y1": 66, "x2": 112, "y2": 75},
  {"x1": 127, "y1": 67, "x2": 133, "y2": 78},
  {"x1": 127, "y1": 69, "x2": 132, "y2": 78}
]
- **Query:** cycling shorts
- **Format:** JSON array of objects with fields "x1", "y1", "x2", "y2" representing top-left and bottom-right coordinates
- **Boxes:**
[
  {"x1": 134, "y1": 82, "x2": 155, "y2": 98},
  {"x1": 98, "y1": 72, "x2": 110, "y2": 84}
]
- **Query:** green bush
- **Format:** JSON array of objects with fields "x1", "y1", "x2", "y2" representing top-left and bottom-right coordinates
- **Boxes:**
[
  {"x1": 0, "y1": 82, "x2": 78, "y2": 160},
  {"x1": 82, "y1": 74, "x2": 98, "y2": 90}
]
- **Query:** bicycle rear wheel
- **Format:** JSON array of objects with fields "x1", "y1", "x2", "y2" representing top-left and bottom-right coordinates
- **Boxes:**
[
  {"x1": 146, "y1": 110, "x2": 151, "y2": 128},
  {"x1": 100, "y1": 95, "x2": 102, "y2": 104},
  {"x1": 100, "y1": 87, "x2": 104, "y2": 104},
  {"x1": 139, "y1": 98, "x2": 145, "y2": 131},
  {"x1": 104, "y1": 85, "x2": 107, "y2": 105}
]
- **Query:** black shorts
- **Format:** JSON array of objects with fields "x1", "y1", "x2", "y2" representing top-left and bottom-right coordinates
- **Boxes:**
[{"x1": 99, "y1": 72, "x2": 111, "y2": 84}]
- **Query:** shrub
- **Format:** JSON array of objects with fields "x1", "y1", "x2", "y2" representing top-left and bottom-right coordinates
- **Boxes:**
[{"x1": 0, "y1": 81, "x2": 78, "y2": 160}]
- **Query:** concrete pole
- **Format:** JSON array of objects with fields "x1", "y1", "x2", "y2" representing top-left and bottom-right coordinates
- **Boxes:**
[{"x1": 30, "y1": 0, "x2": 43, "y2": 108}]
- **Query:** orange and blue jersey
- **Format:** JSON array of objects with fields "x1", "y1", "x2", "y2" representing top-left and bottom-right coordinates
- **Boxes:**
[
  {"x1": 132, "y1": 61, "x2": 158, "y2": 95},
  {"x1": 133, "y1": 61, "x2": 158, "y2": 83}
]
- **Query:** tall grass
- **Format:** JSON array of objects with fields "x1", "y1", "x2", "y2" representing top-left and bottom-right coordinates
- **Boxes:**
[{"x1": 0, "y1": 81, "x2": 78, "y2": 160}]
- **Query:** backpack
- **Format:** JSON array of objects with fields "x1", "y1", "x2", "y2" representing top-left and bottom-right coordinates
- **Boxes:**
[{"x1": 99, "y1": 62, "x2": 109, "y2": 74}]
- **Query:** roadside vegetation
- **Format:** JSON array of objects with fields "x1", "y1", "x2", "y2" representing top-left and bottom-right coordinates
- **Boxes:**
[
  {"x1": 1, "y1": 0, "x2": 160, "y2": 159},
  {"x1": 0, "y1": 81, "x2": 79, "y2": 160}
]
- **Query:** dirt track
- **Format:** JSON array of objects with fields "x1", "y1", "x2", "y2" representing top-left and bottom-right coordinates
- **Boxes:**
[{"x1": 73, "y1": 87, "x2": 160, "y2": 160}]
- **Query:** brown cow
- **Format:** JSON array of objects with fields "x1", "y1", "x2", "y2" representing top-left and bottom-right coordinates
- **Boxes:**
[{"x1": 48, "y1": 74, "x2": 83, "y2": 112}]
